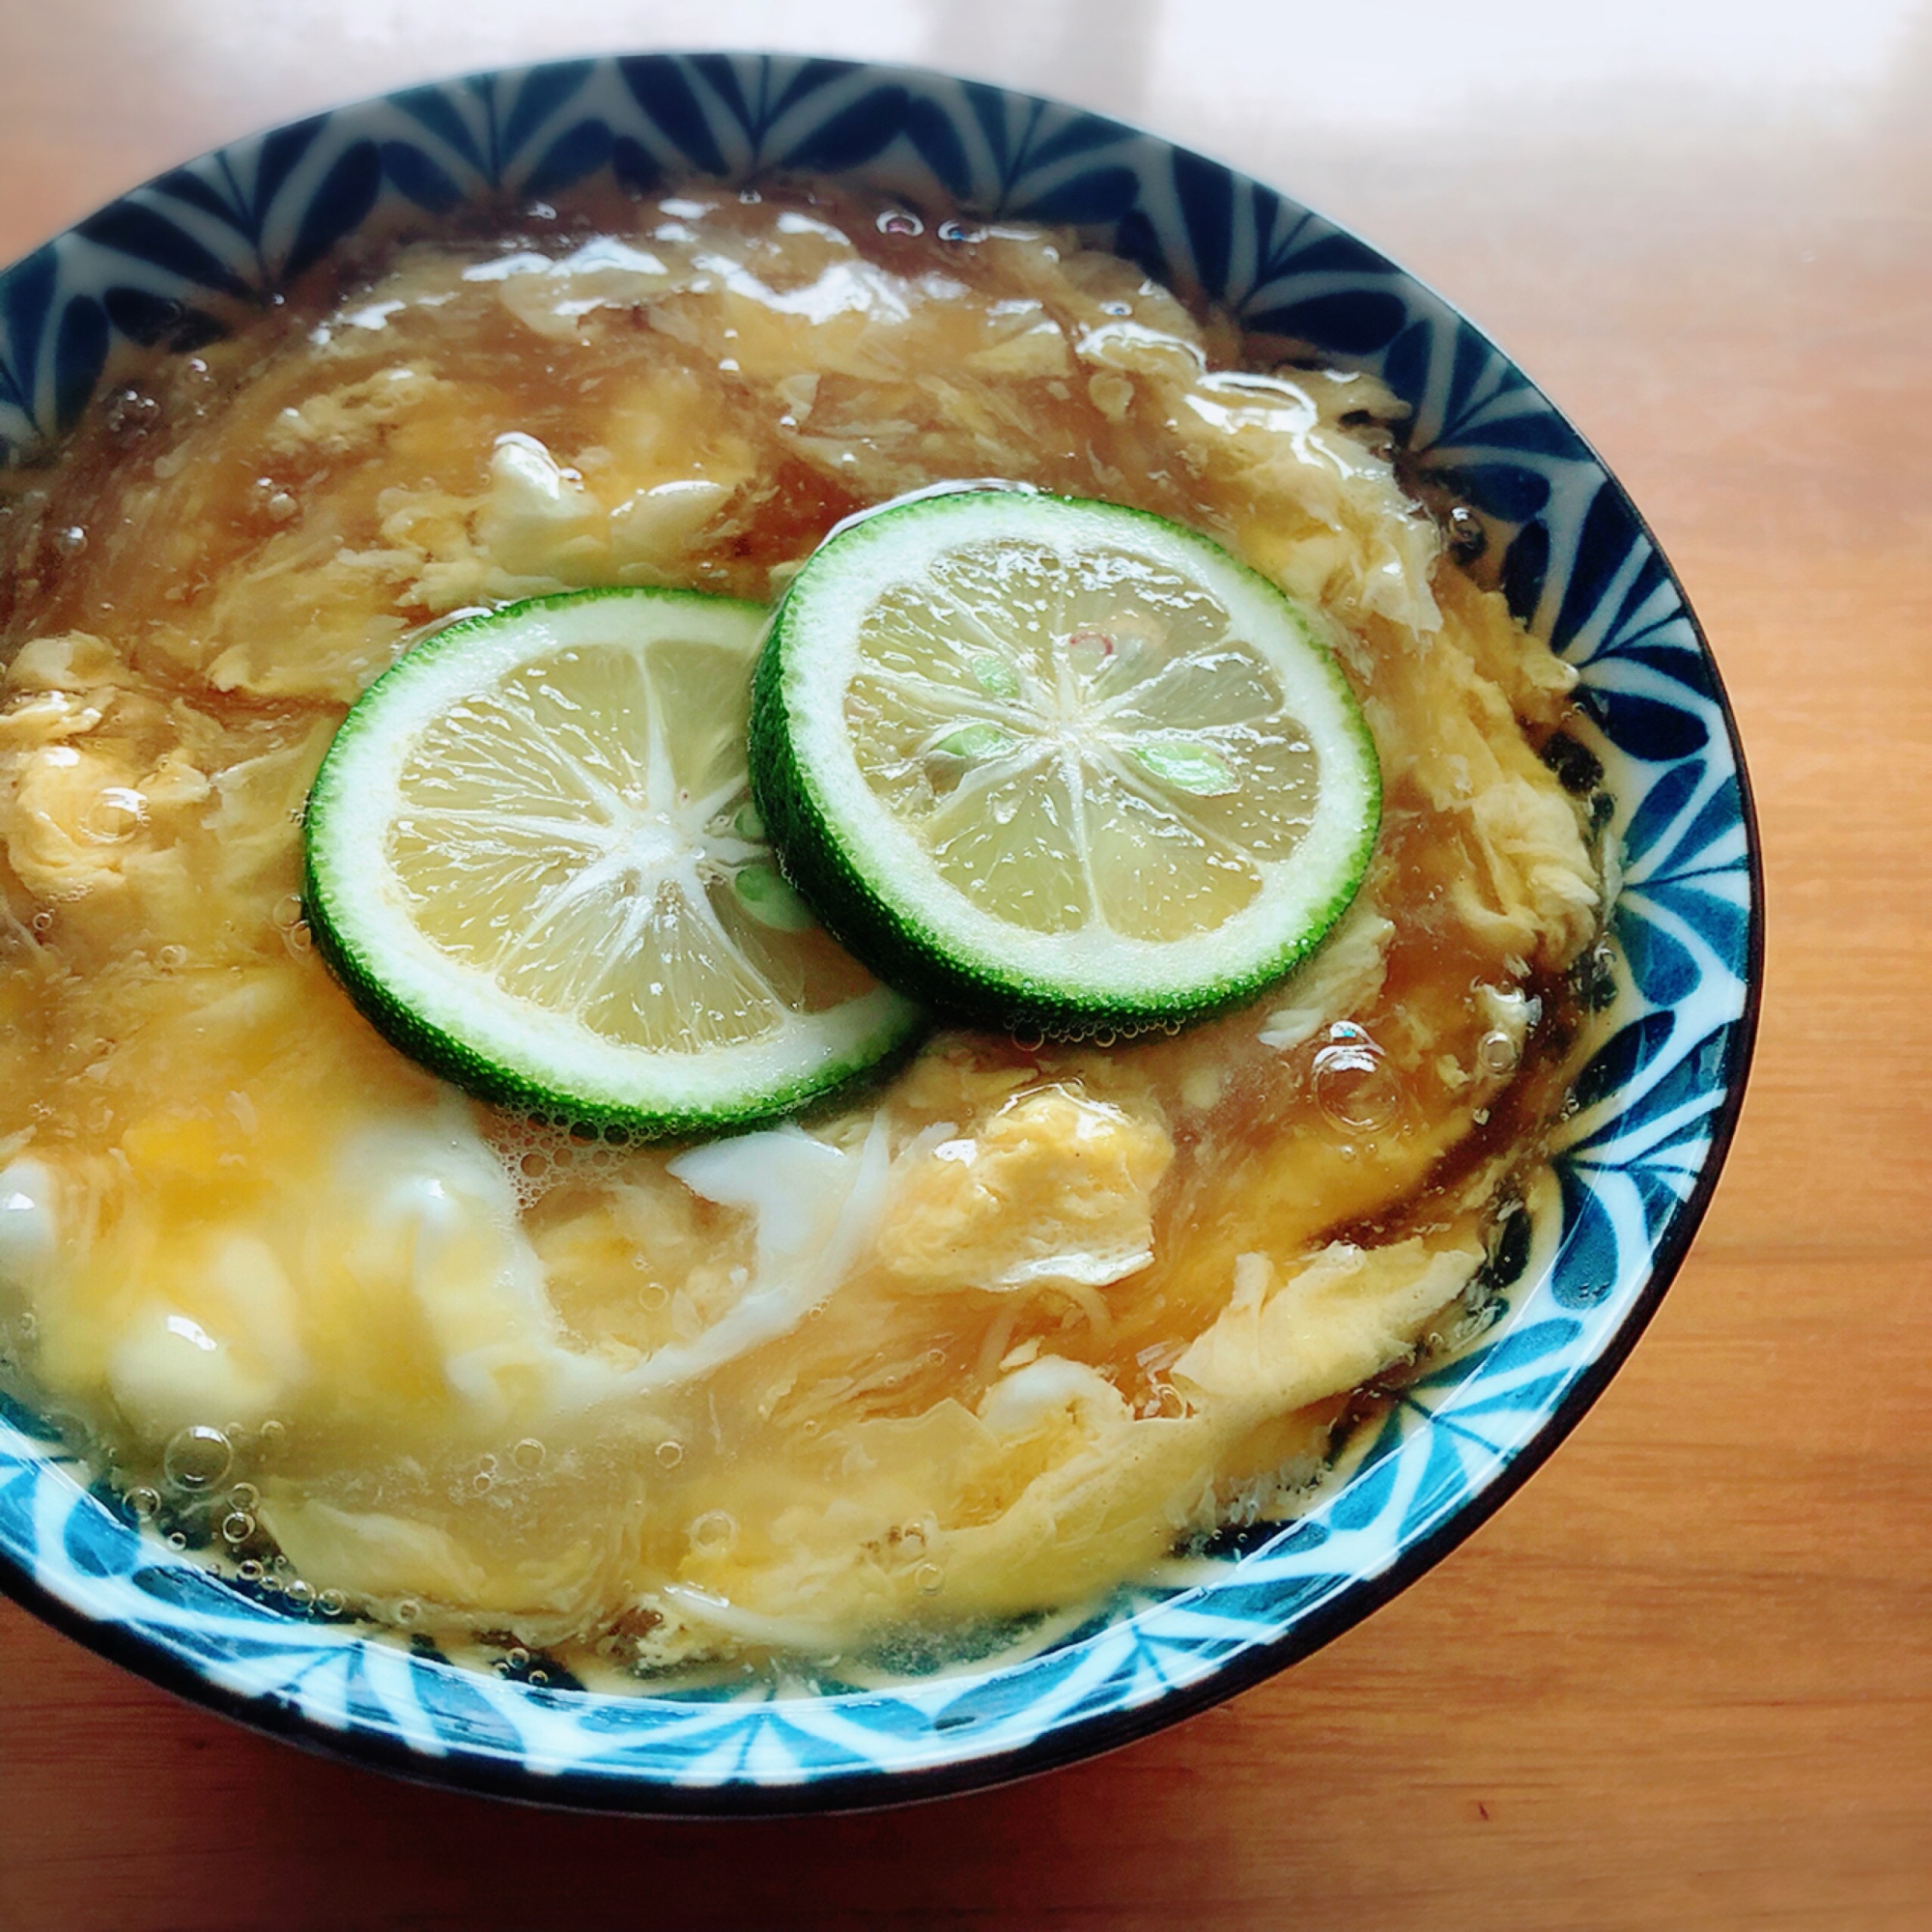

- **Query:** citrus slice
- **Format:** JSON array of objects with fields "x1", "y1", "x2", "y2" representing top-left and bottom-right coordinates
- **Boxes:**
[
  {"x1": 750, "y1": 491, "x2": 1381, "y2": 1035},
  {"x1": 302, "y1": 588, "x2": 923, "y2": 1136}
]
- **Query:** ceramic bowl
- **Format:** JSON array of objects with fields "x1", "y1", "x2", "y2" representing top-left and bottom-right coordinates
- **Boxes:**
[{"x1": 0, "y1": 54, "x2": 1762, "y2": 1812}]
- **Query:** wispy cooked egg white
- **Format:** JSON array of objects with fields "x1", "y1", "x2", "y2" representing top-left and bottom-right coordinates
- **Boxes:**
[{"x1": 0, "y1": 186, "x2": 1599, "y2": 1677}]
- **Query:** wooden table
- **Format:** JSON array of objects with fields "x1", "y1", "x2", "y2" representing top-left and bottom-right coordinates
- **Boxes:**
[{"x1": 1, "y1": 6, "x2": 1926, "y2": 1926}]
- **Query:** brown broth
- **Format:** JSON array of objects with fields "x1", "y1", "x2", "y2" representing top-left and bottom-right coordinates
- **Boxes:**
[{"x1": 0, "y1": 185, "x2": 1604, "y2": 1684}]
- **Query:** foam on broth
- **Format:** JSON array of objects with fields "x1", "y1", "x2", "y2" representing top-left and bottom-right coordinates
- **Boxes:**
[{"x1": 0, "y1": 185, "x2": 1603, "y2": 1685}]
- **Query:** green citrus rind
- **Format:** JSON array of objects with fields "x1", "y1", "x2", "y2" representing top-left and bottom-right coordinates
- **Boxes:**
[
  {"x1": 749, "y1": 491, "x2": 1381, "y2": 1037},
  {"x1": 303, "y1": 586, "x2": 923, "y2": 1138}
]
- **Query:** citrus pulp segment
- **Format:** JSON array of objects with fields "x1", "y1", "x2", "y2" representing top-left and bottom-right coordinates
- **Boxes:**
[
  {"x1": 750, "y1": 492, "x2": 1381, "y2": 1034},
  {"x1": 303, "y1": 588, "x2": 923, "y2": 1134}
]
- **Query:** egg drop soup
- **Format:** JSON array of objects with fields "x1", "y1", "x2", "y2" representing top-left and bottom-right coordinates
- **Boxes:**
[{"x1": 0, "y1": 186, "x2": 1603, "y2": 1685}]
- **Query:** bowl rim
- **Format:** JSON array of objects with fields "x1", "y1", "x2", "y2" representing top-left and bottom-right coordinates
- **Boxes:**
[{"x1": 0, "y1": 49, "x2": 1765, "y2": 1815}]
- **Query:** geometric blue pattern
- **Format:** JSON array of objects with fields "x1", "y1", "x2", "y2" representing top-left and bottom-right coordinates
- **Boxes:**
[{"x1": 0, "y1": 55, "x2": 1762, "y2": 1812}]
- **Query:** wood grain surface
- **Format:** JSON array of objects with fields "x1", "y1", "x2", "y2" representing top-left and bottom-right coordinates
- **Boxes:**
[{"x1": 1, "y1": 5, "x2": 1927, "y2": 1927}]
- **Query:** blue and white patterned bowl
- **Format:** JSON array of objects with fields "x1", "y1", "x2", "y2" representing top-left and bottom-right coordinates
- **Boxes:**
[{"x1": 0, "y1": 54, "x2": 1761, "y2": 1812}]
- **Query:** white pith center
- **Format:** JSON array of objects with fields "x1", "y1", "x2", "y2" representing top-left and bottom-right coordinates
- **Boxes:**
[
  {"x1": 934, "y1": 624, "x2": 1183, "y2": 781},
  {"x1": 623, "y1": 810, "x2": 688, "y2": 879}
]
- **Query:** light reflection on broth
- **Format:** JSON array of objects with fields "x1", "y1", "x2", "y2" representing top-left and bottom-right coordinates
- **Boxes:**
[{"x1": 0, "y1": 185, "x2": 1603, "y2": 1686}]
